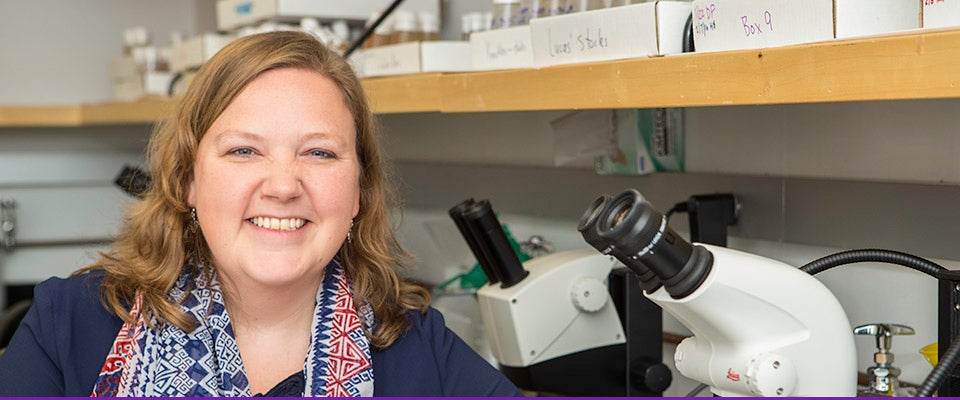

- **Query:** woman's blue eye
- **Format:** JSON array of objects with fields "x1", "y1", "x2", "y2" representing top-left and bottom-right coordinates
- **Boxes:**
[
  {"x1": 231, "y1": 148, "x2": 254, "y2": 156},
  {"x1": 309, "y1": 149, "x2": 334, "y2": 158}
]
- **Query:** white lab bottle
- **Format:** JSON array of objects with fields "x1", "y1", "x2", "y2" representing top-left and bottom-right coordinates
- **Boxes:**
[
  {"x1": 418, "y1": 12, "x2": 440, "y2": 41},
  {"x1": 391, "y1": 11, "x2": 421, "y2": 44},
  {"x1": 543, "y1": 0, "x2": 569, "y2": 16},
  {"x1": 461, "y1": 13, "x2": 475, "y2": 40},
  {"x1": 491, "y1": 0, "x2": 522, "y2": 29},
  {"x1": 519, "y1": 0, "x2": 541, "y2": 25}
]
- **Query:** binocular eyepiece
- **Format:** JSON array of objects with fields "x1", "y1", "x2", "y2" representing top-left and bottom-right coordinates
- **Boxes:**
[{"x1": 578, "y1": 189, "x2": 713, "y2": 299}]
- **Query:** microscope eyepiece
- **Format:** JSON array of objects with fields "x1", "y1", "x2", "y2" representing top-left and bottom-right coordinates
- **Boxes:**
[
  {"x1": 580, "y1": 189, "x2": 712, "y2": 299},
  {"x1": 578, "y1": 192, "x2": 662, "y2": 293}
]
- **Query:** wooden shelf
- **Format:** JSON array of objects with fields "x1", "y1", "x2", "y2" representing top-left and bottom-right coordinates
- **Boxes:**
[
  {"x1": 3, "y1": 28, "x2": 960, "y2": 127},
  {"x1": 362, "y1": 73, "x2": 442, "y2": 114},
  {"x1": 441, "y1": 28, "x2": 960, "y2": 111}
]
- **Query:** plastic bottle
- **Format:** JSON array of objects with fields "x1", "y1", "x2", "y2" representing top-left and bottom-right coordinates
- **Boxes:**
[
  {"x1": 362, "y1": 11, "x2": 380, "y2": 48},
  {"x1": 461, "y1": 13, "x2": 475, "y2": 40},
  {"x1": 371, "y1": 13, "x2": 394, "y2": 47},
  {"x1": 543, "y1": 0, "x2": 569, "y2": 16},
  {"x1": 391, "y1": 10, "x2": 421, "y2": 44},
  {"x1": 418, "y1": 12, "x2": 440, "y2": 41},
  {"x1": 610, "y1": 0, "x2": 652, "y2": 5},
  {"x1": 519, "y1": 0, "x2": 541, "y2": 25},
  {"x1": 491, "y1": 0, "x2": 522, "y2": 29}
]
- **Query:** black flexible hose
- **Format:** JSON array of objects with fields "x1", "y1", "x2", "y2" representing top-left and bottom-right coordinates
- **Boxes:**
[
  {"x1": 799, "y1": 249, "x2": 945, "y2": 278},
  {"x1": 800, "y1": 249, "x2": 950, "y2": 396},
  {"x1": 918, "y1": 332, "x2": 960, "y2": 396}
]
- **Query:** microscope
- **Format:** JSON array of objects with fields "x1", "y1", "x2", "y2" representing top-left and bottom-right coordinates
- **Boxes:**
[
  {"x1": 449, "y1": 199, "x2": 671, "y2": 396},
  {"x1": 577, "y1": 189, "x2": 858, "y2": 396}
]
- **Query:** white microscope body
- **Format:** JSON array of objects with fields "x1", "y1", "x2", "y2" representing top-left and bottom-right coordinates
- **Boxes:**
[
  {"x1": 572, "y1": 189, "x2": 859, "y2": 396},
  {"x1": 648, "y1": 244, "x2": 857, "y2": 396}
]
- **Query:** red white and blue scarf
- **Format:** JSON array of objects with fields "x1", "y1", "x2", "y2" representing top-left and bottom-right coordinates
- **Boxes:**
[{"x1": 91, "y1": 259, "x2": 375, "y2": 397}]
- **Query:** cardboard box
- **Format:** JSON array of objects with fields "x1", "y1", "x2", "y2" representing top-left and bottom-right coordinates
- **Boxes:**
[
  {"x1": 530, "y1": 1, "x2": 692, "y2": 68},
  {"x1": 693, "y1": 0, "x2": 921, "y2": 53},
  {"x1": 217, "y1": 0, "x2": 440, "y2": 30},
  {"x1": 595, "y1": 108, "x2": 685, "y2": 176},
  {"x1": 356, "y1": 41, "x2": 472, "y2": 78},
  {"x1": 170, "y1": 33, "x2": 235, "y2": 73},
  {"x1": 923, "y1": 0, "x2": 960, "y2": 29},
  {"x1": 470, "y1": 25, "x2": 535, "y2": 71}
]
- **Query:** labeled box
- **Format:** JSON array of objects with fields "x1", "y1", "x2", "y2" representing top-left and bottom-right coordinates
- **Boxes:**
[
  {"x1": 923, "y1": 0, "x2": 960, "y2": 29},
  {"x1": 595, "y1": 108, "x2": 685, "y2": 176},
  {"x1": 217, "y1": 0, "x2": 440, "y2": 30},
  {"x1": 836, "y1": 0, "x2": 920, "y2": 39},
  {"x1": 471, "y1": 25, "x2": 535, "y2": 71},
  {"x1": 530, "y1": 1, "x2": 692, "y2": 68},
  {"x1": 170, "y1": 33, "x2": 235, "y2": 73},
  {"x1": 355, "y1": 41, "x2": 472, "y2": 78},
  {"x1": 692, "y1": 0, "x2": 833, "y2": 53},
  {"x1": 692, "y1": 0, "x2": 921, "y2": 53}
]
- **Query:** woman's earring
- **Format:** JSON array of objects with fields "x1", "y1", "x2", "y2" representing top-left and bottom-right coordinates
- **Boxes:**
[
  {"x1": 189, "y1": 208, "x2": 199, "y2": 233},
  {"x1": 347, "y1": 219, "x2": 354, "y2": 243}
]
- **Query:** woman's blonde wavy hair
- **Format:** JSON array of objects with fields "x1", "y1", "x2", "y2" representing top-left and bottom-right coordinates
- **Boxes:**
[{"x1": 76, "y1": 30, "x2": 428, "y2": 349}]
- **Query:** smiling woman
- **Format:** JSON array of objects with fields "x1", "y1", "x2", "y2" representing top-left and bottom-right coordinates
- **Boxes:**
[{"x1": 0, "y1": 31, "x2": 521, "y2": 397}]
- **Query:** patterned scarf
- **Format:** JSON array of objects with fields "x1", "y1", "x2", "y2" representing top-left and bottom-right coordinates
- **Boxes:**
[{"x1": 91, "y1": 259, "x2": 375, "y2": 397}]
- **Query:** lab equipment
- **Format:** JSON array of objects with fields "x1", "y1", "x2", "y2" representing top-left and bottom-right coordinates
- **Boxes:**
[
  {"x1": 451, "y1": 198, "x2": 670, "y2": 396},
  {"x1": 854, "y1": 323, "x2": 915, "y2": 396},
  {"x1": 578, "y1": 189, "x2": 858, "y2": 396}
]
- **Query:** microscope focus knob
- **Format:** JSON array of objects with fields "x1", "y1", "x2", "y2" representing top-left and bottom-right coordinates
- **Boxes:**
[
  {"x1": 570, "y1": 277, "x2": 608, "y2": 312},
  {"x1": 745, "y1": 353, "x2": 797, "y2": 396},
  {"x1": 630, "y1": 358, "x2": 672, "y2": 394}
]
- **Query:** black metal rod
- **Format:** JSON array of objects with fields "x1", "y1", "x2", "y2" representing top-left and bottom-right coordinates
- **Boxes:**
[{"x1": 344, "y1": 0, "x2": 407, "y2": 58}]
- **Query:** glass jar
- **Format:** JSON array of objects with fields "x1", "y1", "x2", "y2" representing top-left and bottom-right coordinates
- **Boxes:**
[
  {"x1": 418, "y1": 12, "x2": 440, "y2": 41},
  {"x1": 491, "y1": 0, "x2": 522, "y2": 29},
  {"x1": 391, "y1": 10, "x2": 422, "y2": 44}
]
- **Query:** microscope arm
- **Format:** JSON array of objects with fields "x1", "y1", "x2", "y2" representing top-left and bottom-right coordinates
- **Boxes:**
[
  {"x1": 579, "y1": 189, "x2": 858, "y2": 396},
  {"x1": 647, "y1": 244, "x2": 857, "y2": 396}
]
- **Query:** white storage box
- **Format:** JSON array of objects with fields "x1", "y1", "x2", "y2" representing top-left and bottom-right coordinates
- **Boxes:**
[
  {"x1": 692, "y1": 0, "x2": 834, "y2": 53},
  {"x1": 835, "y1": 0, "x2": 920, "y2": 39},
  {"x1": 529, "y1": 1, "x2": 692, "y2": 68},
  {"x1": 355, "y1": 41, "x2": 472, "y2": 78},
  {"x1": 217, "y1": 0, "x2": 440, "y2": 30},
  {"x1": 923, "y1": 0, "x2": 960, "y2": 29},
  {"x1": 693, "y1": 0, "x2": 921, "y2": 53},
  {"x1": 471, "y1": 25, "x2": 535, "y2": 72},
  {"x1": 170, "y1": 33, "x2": 235, "y2": 73}
]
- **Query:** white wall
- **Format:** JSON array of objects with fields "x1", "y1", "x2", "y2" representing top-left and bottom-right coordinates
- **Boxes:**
[{"x1": 0, "y1": 0, "x2": 205, "y2": 105}]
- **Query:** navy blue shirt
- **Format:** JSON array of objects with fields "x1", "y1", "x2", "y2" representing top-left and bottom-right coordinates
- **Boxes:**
[{"x1": 0, "y1": 273, "x2": 521, "y2": 397}]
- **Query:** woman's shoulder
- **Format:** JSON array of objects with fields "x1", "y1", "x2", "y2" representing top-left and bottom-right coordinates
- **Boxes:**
[
  {"x1": 31, "y1": 270, "x2": 119, "y2": 328},
  {"x1": 34, "y1": 270, "x2": 107, "y2": 307}
]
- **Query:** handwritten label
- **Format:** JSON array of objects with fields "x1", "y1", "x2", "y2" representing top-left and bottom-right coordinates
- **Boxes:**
[
  {"x1": 741, "y1": 10, "x2": 773, "y2": 37},
  {"x1": 546, "y1": 27, "x2": 609, "y2": 57},
  {"x1": 484, "y1": 40, "x2": 529, "y2": 60},
  {"x1": 694, "y1": 3, "x2": 718, "y2": 36},
  {"x1": 924, "y1": 0, "x2": 946, "y2": 5}
]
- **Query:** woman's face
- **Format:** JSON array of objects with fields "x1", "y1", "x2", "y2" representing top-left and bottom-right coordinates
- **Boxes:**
[{"x1": 188, "y1": 67, "x2": 360, "y2": 290}]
